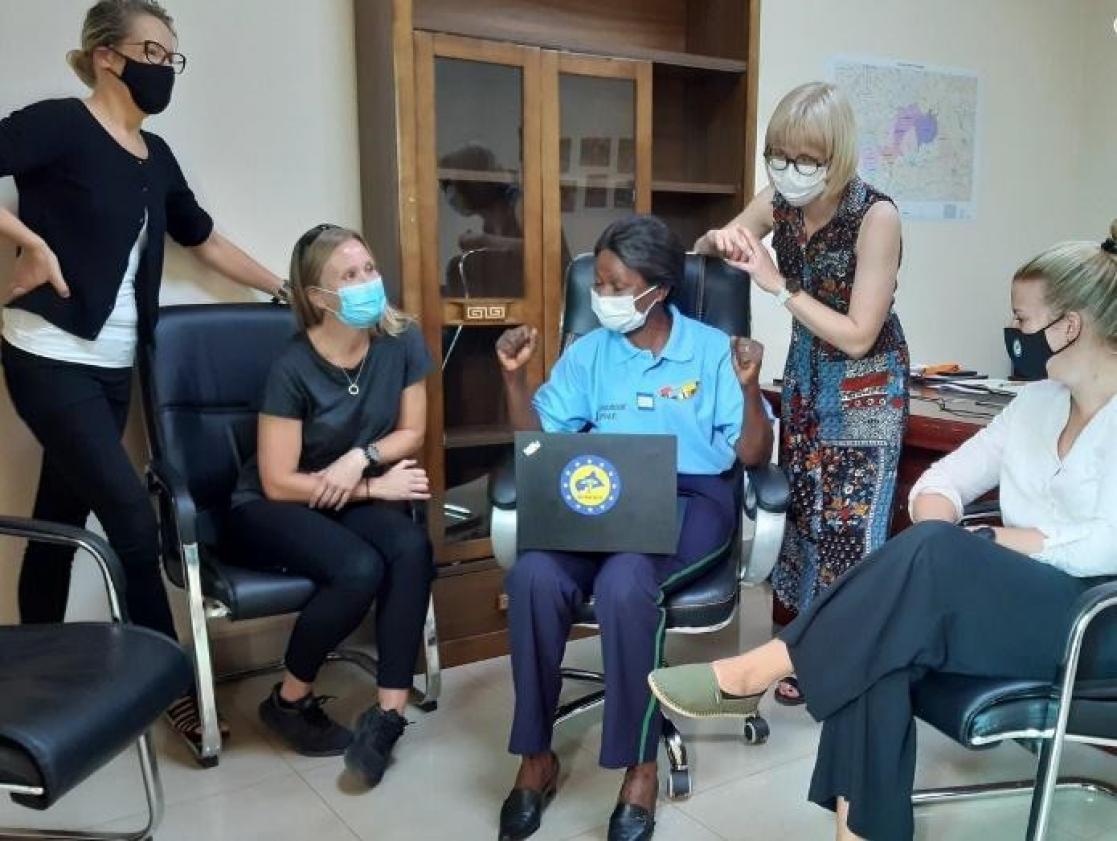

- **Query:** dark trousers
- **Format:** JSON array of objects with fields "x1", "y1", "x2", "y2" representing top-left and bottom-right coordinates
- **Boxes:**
[
  {"x1": 506, "y1": 473, "x2": 736, "y2": 769},
  {"x1": 781, "y1": 520, "x2": 1117, "y2": 841},
  {"x1": 224, "y1": 499, "x2": 434, "y2": 687},
  {"x1": 1, "y1": 341, "x2": 177, "y2": 638}
]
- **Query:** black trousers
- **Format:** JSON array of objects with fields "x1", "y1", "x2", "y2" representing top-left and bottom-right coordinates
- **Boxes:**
[
  {"x1": 1, "y1": 341, "x2": 177, "y2": 638},
  {"x1": 781, "y1": 520, "x2": 1117, "y2": 841},
  {"x1": 223, "y1": 499, "x2": 435, "y2": 687}
]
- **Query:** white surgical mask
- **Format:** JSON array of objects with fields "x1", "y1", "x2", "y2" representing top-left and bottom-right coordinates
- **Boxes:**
[
  {"x1": 591, "y1": 286, "x2": 659, "y2": 334},
  {"x1": 768, "y1": 163, "x2": 828, "y2": 207}
]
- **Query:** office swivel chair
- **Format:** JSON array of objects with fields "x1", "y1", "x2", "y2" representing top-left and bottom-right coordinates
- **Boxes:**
[
  {"x1": 139, "y1": 303, "x2": 440, "y2": 768},
  {"x1": 488, "y1": 253, "x2": 791, "y2": 798},
  {"x1": 912, "y1": 503, "x2": 1117, "y2": 840},
  {"x1": 0, "y1": 516, "x2": 191, "y2": 841}
]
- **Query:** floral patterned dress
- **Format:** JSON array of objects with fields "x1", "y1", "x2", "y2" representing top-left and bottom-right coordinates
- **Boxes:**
[{"x1": 770, "y1": 177, "x2": 910, "y2": 617}]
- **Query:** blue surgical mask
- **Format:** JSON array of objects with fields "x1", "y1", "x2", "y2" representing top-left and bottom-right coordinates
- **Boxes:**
[{"x1": 315, "y1": 276, "x2": 387, "y2": 329}]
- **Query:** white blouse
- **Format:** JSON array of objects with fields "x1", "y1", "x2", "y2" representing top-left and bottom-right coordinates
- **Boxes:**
[{"x1": 909, "y1": 380, "x2": 1117, "y2": 578}]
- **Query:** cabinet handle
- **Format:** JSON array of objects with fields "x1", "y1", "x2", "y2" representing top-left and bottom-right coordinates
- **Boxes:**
[{"x1": 496, "y1": 593, "x2": 509, "y2": 613}]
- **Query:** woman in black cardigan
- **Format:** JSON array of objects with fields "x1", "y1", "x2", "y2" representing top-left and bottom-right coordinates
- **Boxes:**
[{"x1": 0, "y1": 0, "x2": 285, "y2": 750}]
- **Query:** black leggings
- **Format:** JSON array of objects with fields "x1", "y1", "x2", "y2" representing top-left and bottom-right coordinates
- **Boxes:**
[
  {"x1": 1, "y1": 341, "x2": 177, "y2": 637},
  {"x1": 782, "y1": 520, "x2": 1117, "y2": 841},
  {"x1": 223, "y1": 499, "x2": 435, "y2": 687}
]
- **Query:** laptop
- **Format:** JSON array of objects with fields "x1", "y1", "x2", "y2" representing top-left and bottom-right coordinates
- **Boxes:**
[{"x1": 514, "y1": 432, "x2": 680, "y2": 555}]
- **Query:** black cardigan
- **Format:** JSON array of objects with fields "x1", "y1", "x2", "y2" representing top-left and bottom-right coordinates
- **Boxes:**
[{"x1": 0, "y1": 98, "x2": 213, "y2": 343}]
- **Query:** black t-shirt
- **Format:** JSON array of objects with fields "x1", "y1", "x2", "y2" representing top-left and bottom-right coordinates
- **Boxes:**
[
  {"x1": 0, "y1": 98, "x2": 214, "y2": 343},
  {"x1": 230, "y1": 324, "x2": 433, "y2": 507}
]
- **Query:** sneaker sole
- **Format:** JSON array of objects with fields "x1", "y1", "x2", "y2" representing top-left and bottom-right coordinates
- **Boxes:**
[{"x1": 647, "y1": 674, "x2": 763, "y2": 721}]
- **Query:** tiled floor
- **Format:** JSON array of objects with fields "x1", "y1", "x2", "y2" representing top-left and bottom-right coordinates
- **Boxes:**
[{"x1": 3, "y1": 585, "x2": 1115, "y2": 840}]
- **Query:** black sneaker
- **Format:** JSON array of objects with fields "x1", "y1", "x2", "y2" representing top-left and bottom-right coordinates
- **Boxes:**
[
  {"x1": 344, "y1": 704, "x2": 408, "y2": 786},
  {"x1": 258, "y1": 684, "x2": 353, "y2": 757}
]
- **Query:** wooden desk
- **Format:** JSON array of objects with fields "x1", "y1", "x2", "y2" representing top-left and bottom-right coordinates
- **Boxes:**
[{"x1": 761, "y1": 384, "x2": 1010, "y2": 535}]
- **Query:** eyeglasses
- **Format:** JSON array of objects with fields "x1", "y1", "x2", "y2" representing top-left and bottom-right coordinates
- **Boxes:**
[
  {"x1": 113, "y1": 41, "x2": 187, "y2": 74},
  {"x1": 764, "y1": 149, "x2": 827, "y2": 177}
]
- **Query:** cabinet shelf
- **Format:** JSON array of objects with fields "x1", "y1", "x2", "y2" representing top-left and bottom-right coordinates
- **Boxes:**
[
  {"x1": 437, "y1": 167, "x2": 520, "y2": 185},
  {"x1": 652, "y1": 180, "x2": 739, "y2": 195}
]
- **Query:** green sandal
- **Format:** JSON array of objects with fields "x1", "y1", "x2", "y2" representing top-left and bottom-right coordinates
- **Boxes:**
[{"x1": 647, "y1": 664, "x2": 764, "y2": 720}]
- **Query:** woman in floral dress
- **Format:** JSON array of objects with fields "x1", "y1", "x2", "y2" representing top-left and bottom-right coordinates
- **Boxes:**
[{"x1": 696, "y1": 81, "x2": 909, "y2": 704}]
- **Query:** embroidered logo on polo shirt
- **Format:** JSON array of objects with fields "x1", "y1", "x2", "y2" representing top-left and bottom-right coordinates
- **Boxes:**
[
  {"x1": 658, "y1": 380, "x2": 700, "y2": 401},
  {"x1": 561, "y1": 456, "x2": 621, "y2": 516}
]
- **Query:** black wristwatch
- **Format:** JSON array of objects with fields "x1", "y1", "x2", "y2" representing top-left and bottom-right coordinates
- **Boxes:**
[
  {"x1": 364, "y1": 442, "x2": 382, "y2": 467},
  {"x1": 972, "y1": 526, "x2": 997, "y2": 542}
]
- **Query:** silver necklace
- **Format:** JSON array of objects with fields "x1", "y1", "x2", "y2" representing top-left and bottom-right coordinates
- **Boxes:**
[{"x1": 332, "y1": 346, "x2": 370, "y2": 396}]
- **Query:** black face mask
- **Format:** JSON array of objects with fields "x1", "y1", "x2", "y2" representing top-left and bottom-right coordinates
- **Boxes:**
[
  {"x1": 114, "y1": 56, "x2": 175, "y2": 115},
  {"x1": 1003, "y1": 316, "x2": 1072, "y2": 381}
]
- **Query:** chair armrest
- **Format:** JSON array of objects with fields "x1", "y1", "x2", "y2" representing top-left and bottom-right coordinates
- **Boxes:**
[
  {"x1": 146, "y1": 458, "x2": 198, "y2": 546},
  {"x1": 744, "y1": 464, "x2": 790, "y2": 516},
  {"x1": 960, "y1": 499, "x2": 1001, "y2": 524},
  {"x1": 488, "y1": 445, "x2": 517, "y2": 511},
  {"x1": 1062, "y1": 580, "x2": 1117, "y2": 670},
  {"x1": 0, "y1": 517, "x2": 128, "y2": 622}
]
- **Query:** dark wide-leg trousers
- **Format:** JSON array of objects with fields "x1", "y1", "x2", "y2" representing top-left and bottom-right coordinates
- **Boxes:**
[
  {"x1": 506, "y1": 473, "x2": 736, "y2": 768},
  {"x1": 781, "y1": 520, "x2": 1117, "y2": 841}
]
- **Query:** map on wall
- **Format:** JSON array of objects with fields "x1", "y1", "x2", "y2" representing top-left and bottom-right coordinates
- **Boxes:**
[{"x1": 830, "y1": 56, "x2": 980, "y2": 221}]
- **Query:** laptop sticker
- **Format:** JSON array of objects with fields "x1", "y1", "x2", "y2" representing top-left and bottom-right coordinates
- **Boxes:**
[
  {"x1": 523, "y1": 439, "x2": 541, "y2": 457},
  {"x1": 561, "y1": 456, "x2": 621, "y2": 516}
]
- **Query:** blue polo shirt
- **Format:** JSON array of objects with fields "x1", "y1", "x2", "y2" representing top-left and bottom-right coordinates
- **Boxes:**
[{"x1": 533, "y1": 306, "x2": 771, "y2": 475}]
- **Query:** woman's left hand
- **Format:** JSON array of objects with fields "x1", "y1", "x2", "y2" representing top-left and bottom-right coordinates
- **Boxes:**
[
  {"x1": 731, "y1": 336, "x2": 764, "y2": 387},
  {"x1": 732, "y1": 228, "x2": 785, "y2": 295},
  {"x1": 310, "y1": 448, "x2": 368, "y2": 510}
]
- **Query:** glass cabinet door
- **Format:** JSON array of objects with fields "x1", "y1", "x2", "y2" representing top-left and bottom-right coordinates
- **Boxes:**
[
  {"x1": 541, "y1": 54, "x2": 651, "y2": 368},
  {"x1": 415, "y1": 33, "x2": 542, "y2": 564}
]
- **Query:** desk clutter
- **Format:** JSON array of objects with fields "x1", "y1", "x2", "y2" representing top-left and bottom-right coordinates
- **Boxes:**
[{"x1": 911, "y1": 362, "x2": 1026, "y2": 398}]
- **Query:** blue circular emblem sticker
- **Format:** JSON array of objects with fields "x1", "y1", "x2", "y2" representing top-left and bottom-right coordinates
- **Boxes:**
[{"x1": 561, "y1": 456, "x2": 621, "y2": 516}]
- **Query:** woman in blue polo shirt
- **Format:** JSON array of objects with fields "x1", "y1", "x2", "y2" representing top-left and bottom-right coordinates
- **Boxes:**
[{"x1": 494, "y1": 214, "x2": 774, "y2": 841}]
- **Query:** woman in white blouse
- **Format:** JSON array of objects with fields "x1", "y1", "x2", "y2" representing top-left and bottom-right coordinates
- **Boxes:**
[{"x1": 646, "y1": 222, "x2": 1117, "y2": 841}]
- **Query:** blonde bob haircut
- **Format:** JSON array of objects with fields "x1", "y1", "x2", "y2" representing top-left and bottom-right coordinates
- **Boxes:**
[
  {"x1": 1013, "y1": 219, "x2": 1117, "y2": 348},
  {"x1": 288, "y1": 225, "x2": 413, "y2": 338},
  {"x1": 765, "y1": 82, "x2": 859, "y2": 199}
]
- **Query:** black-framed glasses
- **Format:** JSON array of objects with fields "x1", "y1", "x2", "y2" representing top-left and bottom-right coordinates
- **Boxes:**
[
  {"x1": 764, "y1": 148, "x2": 827, "y2": 177},
  {"x1": 114, "y1": 41, "x2": 187, "y2": 74}
]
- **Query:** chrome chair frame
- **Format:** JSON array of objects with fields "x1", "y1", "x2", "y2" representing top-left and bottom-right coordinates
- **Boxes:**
[
  {"x1": 911, "y1": 503, "x2": 1117, "y2": 840},
  {"x1": 148, "y1": 459, "x2": 441, "y2": 768},
  {"x1": 0, "y1": 518, "x2": 168, "y2": 841}
]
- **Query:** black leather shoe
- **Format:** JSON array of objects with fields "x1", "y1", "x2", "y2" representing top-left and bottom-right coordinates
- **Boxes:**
[
  {"x1": 607, "y1": 802, "x2": 655, "y2": 841},
  {"x1": 498, "y1": 762, "x2": 559, "y2": 841}
]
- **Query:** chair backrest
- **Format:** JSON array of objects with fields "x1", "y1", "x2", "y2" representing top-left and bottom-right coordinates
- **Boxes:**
[
  {"x1": 560, "y1": 252, "x2": 751, "y2": 350},
  {"x1": 139, "y1": 304, "x2": 299, "y2": 549}
]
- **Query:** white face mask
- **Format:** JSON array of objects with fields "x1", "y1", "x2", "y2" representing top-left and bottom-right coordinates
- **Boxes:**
[
  {"x1": 591, "y1": 285, "x2": 659, "y2": 334},
  {"x1": 768, "y1": 163, "x2": 828, "y2": 207}
]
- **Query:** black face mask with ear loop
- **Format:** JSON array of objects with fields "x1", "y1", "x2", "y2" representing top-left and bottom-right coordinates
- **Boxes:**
[
  {"x1": 113, "y1": 55, "x2": 175, "y2": 115},
  {"x1": 1003, "y1": 316, "x2": 1075, "y2": 381}
]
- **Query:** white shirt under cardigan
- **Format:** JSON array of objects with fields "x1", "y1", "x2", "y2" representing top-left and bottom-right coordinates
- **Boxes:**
[{"x1": 908, "y1": 379, "x2": 1117, "y2": 578}]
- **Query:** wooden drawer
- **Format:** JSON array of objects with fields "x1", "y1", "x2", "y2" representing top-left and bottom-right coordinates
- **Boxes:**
[{"x1": 433, "y1": 564, "x2": 509, "y2": 643}]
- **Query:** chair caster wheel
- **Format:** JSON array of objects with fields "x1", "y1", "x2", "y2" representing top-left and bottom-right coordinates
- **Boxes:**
[
  {"x1": 743, "y1": 716, "x2": 769, "y2": 745},
  {"x1": 416, "y1": 699, "x2": 438, "y2": 713},
  {"x1": 196, "y1": 754, "x2": 220, "y2": 769},
  {"x1": 667, "y1": 768, "x2": 691, "y2": 800}
]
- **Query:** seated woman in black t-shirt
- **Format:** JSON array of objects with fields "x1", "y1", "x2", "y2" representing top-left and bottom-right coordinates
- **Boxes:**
[{"x1": 227, "y1": 224, "x2": 434, "y2": 784}]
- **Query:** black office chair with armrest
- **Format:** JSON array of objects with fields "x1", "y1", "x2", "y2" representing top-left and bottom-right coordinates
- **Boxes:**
[
  {"x1": 488, "y1": 253, "x2": 790, "y2": 799},
  {"x1": 0, "y1": 516, "x2": 191, "y2": 841},
  {"x1": 911, "y1": 503, "x2": 1117, "y2": 841},
  {"x1": 139, "y1": 303, "x2": 440, "y2": 769}
]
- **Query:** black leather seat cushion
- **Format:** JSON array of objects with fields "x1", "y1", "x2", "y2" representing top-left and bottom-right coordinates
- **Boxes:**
[
  {"x1": 914, "y1": 672, "x2": 1117, "y2": 747},
  {"x1": 0, "y1": 624, "x2": 190, "y2": 809},
  {"x1": 572, "y1": 550, "x2": 738, "y2": 629},
  {"x1": 201, "y1": 545, "x2": 317, "y2": 621}
]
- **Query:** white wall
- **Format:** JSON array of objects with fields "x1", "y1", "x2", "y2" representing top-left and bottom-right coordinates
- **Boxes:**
[
  {"x1": 0, "y1": 0, "x2": 360, "y2": 622},
  {"x1": 748, "y1": 0, "x2": 1112, "y2": 383}
]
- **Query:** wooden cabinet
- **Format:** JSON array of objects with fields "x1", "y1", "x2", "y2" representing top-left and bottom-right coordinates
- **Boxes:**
[{"x1": 354, "y1": 0, "x2": 760, "y2": 664}]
